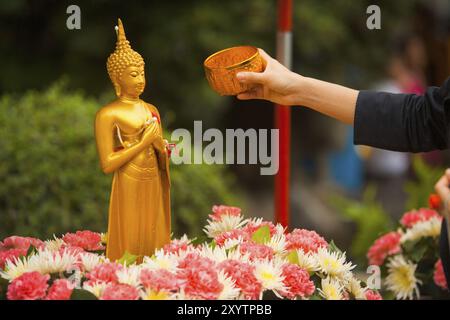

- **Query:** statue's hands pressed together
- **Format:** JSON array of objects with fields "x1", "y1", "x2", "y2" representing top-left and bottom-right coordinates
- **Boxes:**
[{"x1": 141, "y1": 121, "x2": 161, "y2": 146}]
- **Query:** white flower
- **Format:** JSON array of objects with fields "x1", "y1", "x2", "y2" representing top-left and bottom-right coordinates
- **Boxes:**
[
  {"x1": 274, "y1": 223, "x2": 286, "y2": 237},
  {"x1": 217, "y1": 270, "x2": 240, "y2": 300},
  {"x1": 266, "y1": 233, "x2": 286, "y2": 254},
  {"x1": 197, "y1": 244, "x2": 250, "y2": 263},
  {"x1": 400, "y1": 216, "x2": 442, "y2": 243},
  {"x1": 44, "y1": 235, "x2": 65, "y2": 252},
  {"x1": 79, "y1": 253, "x2": 107, "y2": 272},
  {"x1": 204, "y1": 215, "x2": 248, "y2": 238},
  {"x1": 140, "y1": 288, "x2": 174, "y2": 300},
  {"x1": 253, "y1": 258, "x2": 286, "y2": 294},
  {"x1": 295, "y1": 249, "x2": 318, "y2": 273},
  {"x1": 345, "y1": 276, "x2": 367, "y2": 300},
  {"x1": 314, "y1": 247, "x2": 355, "y2": 281},
  {"x1": 83, "y1": 280, "x2": 108, "y2": 298},
  {"x1": 117, "y1": 264, "x2": 142, "y2": 287},
  {"x1": 27, "y1": 248, "x2": 78, "y2": 275},
  {"x1": 319, "y1": 277, "x2": 344, "y2": 300},
  {"x1": 222, "y1": 237, "x2": 244, "y2": 250},
  {"x1": 385, "y1": 255, "x2": 421, "y2": 300},
  {"x1": 1, "y1": 257, "x2": 30, "y2": 281},
  {"x1": 141, "y1": 249, "x2": 178, "y2": 272}
]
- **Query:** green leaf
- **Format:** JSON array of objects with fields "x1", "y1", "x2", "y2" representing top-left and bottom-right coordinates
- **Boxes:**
[
  {"x1": 26, "y1": 245, "x2": 38, "y2": 257},
  {"x1": 251, "y1": 225, "x2": 271, "y2": 244},
  {"x1": 286, "y1": 250, "x2": 299, "y2": 265},
  {"x1": 209, "y1": 240, "x2": 216, "y2": 249},
  {"x1": 70, "y1": 289, "x2": 98, "y2": 300},
  {"x1": 117, "y1": 251, "x2": 138, "y2": 266},
  {"x1": 328, "y1": 240, "x2": 343, "y2": 255}
]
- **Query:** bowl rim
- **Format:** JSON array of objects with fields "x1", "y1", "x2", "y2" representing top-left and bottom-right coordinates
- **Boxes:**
[{"x1": 204, "y1": 46, "x2": 259, "y2": 71}]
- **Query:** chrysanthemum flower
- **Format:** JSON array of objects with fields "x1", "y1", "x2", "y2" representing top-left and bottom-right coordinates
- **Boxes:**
[
  {"x1": 142, "y1": 249, "x2": 179, "y2": 272},
  {"x1": 367, "y1": 231, "x2": 401, "y2": 266},
  {"x1": 385, "y1": 255, "x2": 421, "y2": 300},
  {"x1": 314, "y1": 247, "x2": 355, "y2": 281},
  {"x1": 400, "y1": 216, "x2": 442, "y2": 243},
  {"x1": 217, "y1": 270, "x2": 240, "y2": 300},
  {"x1": 204, "y1": 215, "x2": 248, "y2": 238},
  {"x1": 253, "y1": 259, "x2": 286, "y2": 295},
  {"x1": 295, "y1": 249, "x2": 318, "y2": 273},
  {"x1": 116, "y1": 264, "x2": 142, "y2": 287},
  {"x1": 318, "y1": 277, "x2": 344, "y2": 300}
]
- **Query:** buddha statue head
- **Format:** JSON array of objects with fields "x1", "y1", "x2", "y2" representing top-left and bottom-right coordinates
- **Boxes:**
[{"x1": 107, "y1": 18, "x2": 145, "y2": 99}]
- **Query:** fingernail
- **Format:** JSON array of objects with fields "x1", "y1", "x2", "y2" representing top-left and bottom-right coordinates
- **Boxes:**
[{"x1": 236, "y1": 73, "x2": 245, "y2": 80}]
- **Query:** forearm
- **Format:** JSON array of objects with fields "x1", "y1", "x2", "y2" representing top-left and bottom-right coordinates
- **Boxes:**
[
  {"x1": 101, "y1": 141, "x2": 148, "y2": 174},
  {"x1": 295, "y1": 76, "x2": 358, "y2": 125}
]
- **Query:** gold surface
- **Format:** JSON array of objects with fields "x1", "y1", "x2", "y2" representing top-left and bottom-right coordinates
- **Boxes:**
[
  {"x1": 95, "y1": 19, "x2": 170, "y2": 262},
  {"x1": 204, "y1": 46, "x2": 265, "y2": 96}
]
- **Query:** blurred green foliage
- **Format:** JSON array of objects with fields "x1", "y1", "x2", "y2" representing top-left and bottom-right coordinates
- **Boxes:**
[
  {"x1": 0, "y1": 82, "x2": 241, "y2": 240},
  {"x1": 404, "y1": 156, "x2": 444, "y2": 210},
  {"x1": 329, "y1": 185, "x2": 393, "y2": 265}
]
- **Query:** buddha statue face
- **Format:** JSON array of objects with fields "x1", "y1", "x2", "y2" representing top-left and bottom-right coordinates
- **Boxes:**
[{"x1": 115, "y1": 64, "x2": 146, "y2": 99}]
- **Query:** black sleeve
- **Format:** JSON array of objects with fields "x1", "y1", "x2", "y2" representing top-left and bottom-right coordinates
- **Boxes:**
[{"x1": 354, "y1": 77, "x2": 450, "y2": 152}]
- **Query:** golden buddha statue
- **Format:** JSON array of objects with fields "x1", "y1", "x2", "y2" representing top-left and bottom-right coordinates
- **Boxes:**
[{"x1": 95, "y1": 18, "x2": 171, "y2": 261}]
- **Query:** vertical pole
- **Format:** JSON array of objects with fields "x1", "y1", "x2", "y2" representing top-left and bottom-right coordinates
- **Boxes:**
[{"x1": 275, "y1": 0, "x2": 292, "y2": 228}]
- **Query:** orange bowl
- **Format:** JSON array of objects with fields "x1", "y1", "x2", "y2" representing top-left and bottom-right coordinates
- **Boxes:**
[{"x1": 204, "y1": 46, "x2": 265, "y2": 96}]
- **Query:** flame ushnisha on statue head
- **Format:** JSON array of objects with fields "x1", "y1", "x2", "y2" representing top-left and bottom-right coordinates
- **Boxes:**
[{"x1": 106, "y1": 18, "x2": 145, "y2": 97}]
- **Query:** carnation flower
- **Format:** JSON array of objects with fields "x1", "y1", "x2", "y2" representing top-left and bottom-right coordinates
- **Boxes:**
[
  {"x1": 400, "y1": 208, "x2": 441, "y2": 228},
  {"x1": 85, "y1": 262, "x2": 123, "y2": 284},
  {"x1": 7, "y1": 271, "x2": 49, "y2": 300},
  {"x1": 318, "y1": 277, "x2": 344, "y2": 300},
  {"x1": 209, "y1": 205, "x2": 242, "y2": 221},
  {"x1": 242, "y1": 219, "x2": 277, "y2": 237},
  {"x1": 0, "y1": 248, "x2": 27, "y2": 270},
  {"x1": 140, "y1": 269, "x2": 181, "y2": 293},
  {"x1": 285, "y1": 229, "x2": 327, "y2": 253},
  {"x1": 239, "y1": 242, "x2": 274, "y2": 261},
  {"x1": 365, "y1": 290, "x2": 383, "y2": 300},
  {"x1": 385, "y1": 255, "x2": 421, "y2": 300},
  {"x1": 45, "y1": 279, "x2": 74, "y2": 300},
  {"x1": 101, "y1": 283, "x2": 139, "y2": 300},
  {"x1": 214, "y1": 229, "x2": 250, "y2": 248},
  {"x1": 163, "y1": 235, "x2": 194, "y2": 256},
  {"x1": 280, "y1": 264, "x2": 315, "y2": 299},
  {"x1": 400, "y1": 216, "x2": 442, "y2": 243},
  {"x1": 314, "y1": 247, "x2": 355, "y2": 281},
  {"x1": 367, "y1": 232, "x2": 401, "y2": 266},
  {"x1": 433, "y1": 259, "x2": 448, "y2": 290},
  {"x1": 1, "y1": 236, "x2": 44, "y2": 251},
  {"x1": 62, "y1": 231, "x2": 104, "y2": 251},
  {"x1": 217, "y1": 270, "x2": 240, "y2": 300},
  {"x1": 218, "y1": 259, "x2": 262, "y2": 300}
]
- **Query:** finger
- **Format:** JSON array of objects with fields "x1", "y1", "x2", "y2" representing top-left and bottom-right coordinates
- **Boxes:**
[
  {"x1": 435, "y1": 174, "x2": 450, "y2": 204},
  {"x1": 237, "y1": 87, "x2": 263, "y2": 100},
  {"x1": 236, "y1": 71, "x2": 266, "y2": 85},
  {"x1": 257, "y1": 48, "x2": 273, "y2": 62},
  {"x1": 445, "y1": 168, "x2": 450, "y2": 180}
]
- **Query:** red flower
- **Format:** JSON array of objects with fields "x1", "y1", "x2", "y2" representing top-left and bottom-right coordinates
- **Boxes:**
[
  {"x1": 219, "y1": 259, "x2": 262, "y2": 300},
  {"x1": 0, "y1": 248, "x2": 28, "y2": 269},
  {"x1": 101, "y1": 283, "x2": 139, "y2": 300},
  {"x1": 7, "y1": 271, "x2": 49, "y2": 300},
  {"x1": 62, "y1": 231, "x2": 104, "y2": 251},
  {"x1": 85, "y1": 262, "x2": 123, "y2": 284},
  {"x1": 434, "y1": 259, "x2": 448, "y2": 290},
  {"x1": 45, "y1": 279, "x2": 74, "y2": 300},
  {"x1": 140, "y1": 269, "x2": 181, "y2": 292},
  {"x1": 239, "y1": 242, "x2": 274, "y2": 261},
  {"x1": 280, "y1": 264, "x2": 315, "y2": 299},
  {"x1": 209, "y1": 205, "x2": 242, "y2": 221},
  {"x1": 367, "y1": 232, "x2": 401, "y2": 266},
  {"x1": 400, "y1": 208, "x2": 441, "y2": 228},
  {"x1": 0, "y1": 236, "x2": 44, "y2": 252},
  {"x1": 215, "y1": 229, "x2": 250, "y2": 247},
  {"x1": 365, "y1": 290, "x2": 383, "y2": 300},
  {"x1": 242, "y1": 221, "x2": 277, "y2": 237},
  {"x1": 429, "y1": 194, "x2": 442, "y2": 210},
  {"x1": 285, "y1": 229, "x2": 328, "y2": 253}
]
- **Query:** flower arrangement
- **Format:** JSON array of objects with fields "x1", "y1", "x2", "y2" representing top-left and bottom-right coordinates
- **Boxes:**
[
  {"x1": 366, "y1": 195, "x2": 449, "y2": 300},
  {"x1": 0, "y1": 205, "x2": 380, "y2": 300}
]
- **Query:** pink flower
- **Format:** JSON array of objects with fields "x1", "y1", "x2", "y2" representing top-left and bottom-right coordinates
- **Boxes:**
[
  {"x1": 85, "y1": 262, "x2": 123, "y2": 284},
  {"x1": 0, "y1": 236, "x2": 44, "y2": 251},
  {"x1": 177, "y1": 253, "x2": 223, "y2": 300},
  {"x1": 7, "y1": 271, "x2": 49, "y2": 300},
  {"x1": 434, "y1": 259, "x2": 448, "y2": 290},
  {"x1": 209, "y1": 205, "x2": 242, "y2": 221},
  {"x1": 62, "y1": 231, "x2": 104, "y2": 251},
  {"x1": 280, "y1": 264, "x2": 315, "y2": 299},
  {"x1": 365, "y1": 290, "x2": 383, "y2": 300},
  {"x1": 239, "y1": 242, "x2": 274, "y2": 261},
  {"x1": 101, "y1": 283, "x2": 139, "y2": 300},
  {"x1": 219, "y1": 259, "x2": 262, "y2": 300},
  {"x1": 0, "y1": 248, "x2": 27, "y2": 269},
  {"x1": 45, "y1": 279, "x2": 74, "y2": 300},
  {"x1": 163, "y1": 238, "x2": 194, "y2": 255},
  {"x1": 285, "y1": 229, "x2": 328, "y2": 253},
  {"x1": 140, "y1": 269, "x2": 181, "y2": 293},
  {"x1": 367, "y1": 232, "x2": 401, "y2": 266},
  {"x1": 242, "y1": 221, "x2": 277, "y2": 237},
  {"x1": 400, "y1": 208, "x2": 441, "y2": 228},
  {"x1": 215, "y1": 229, "x2": 250, "y2": 247}
]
